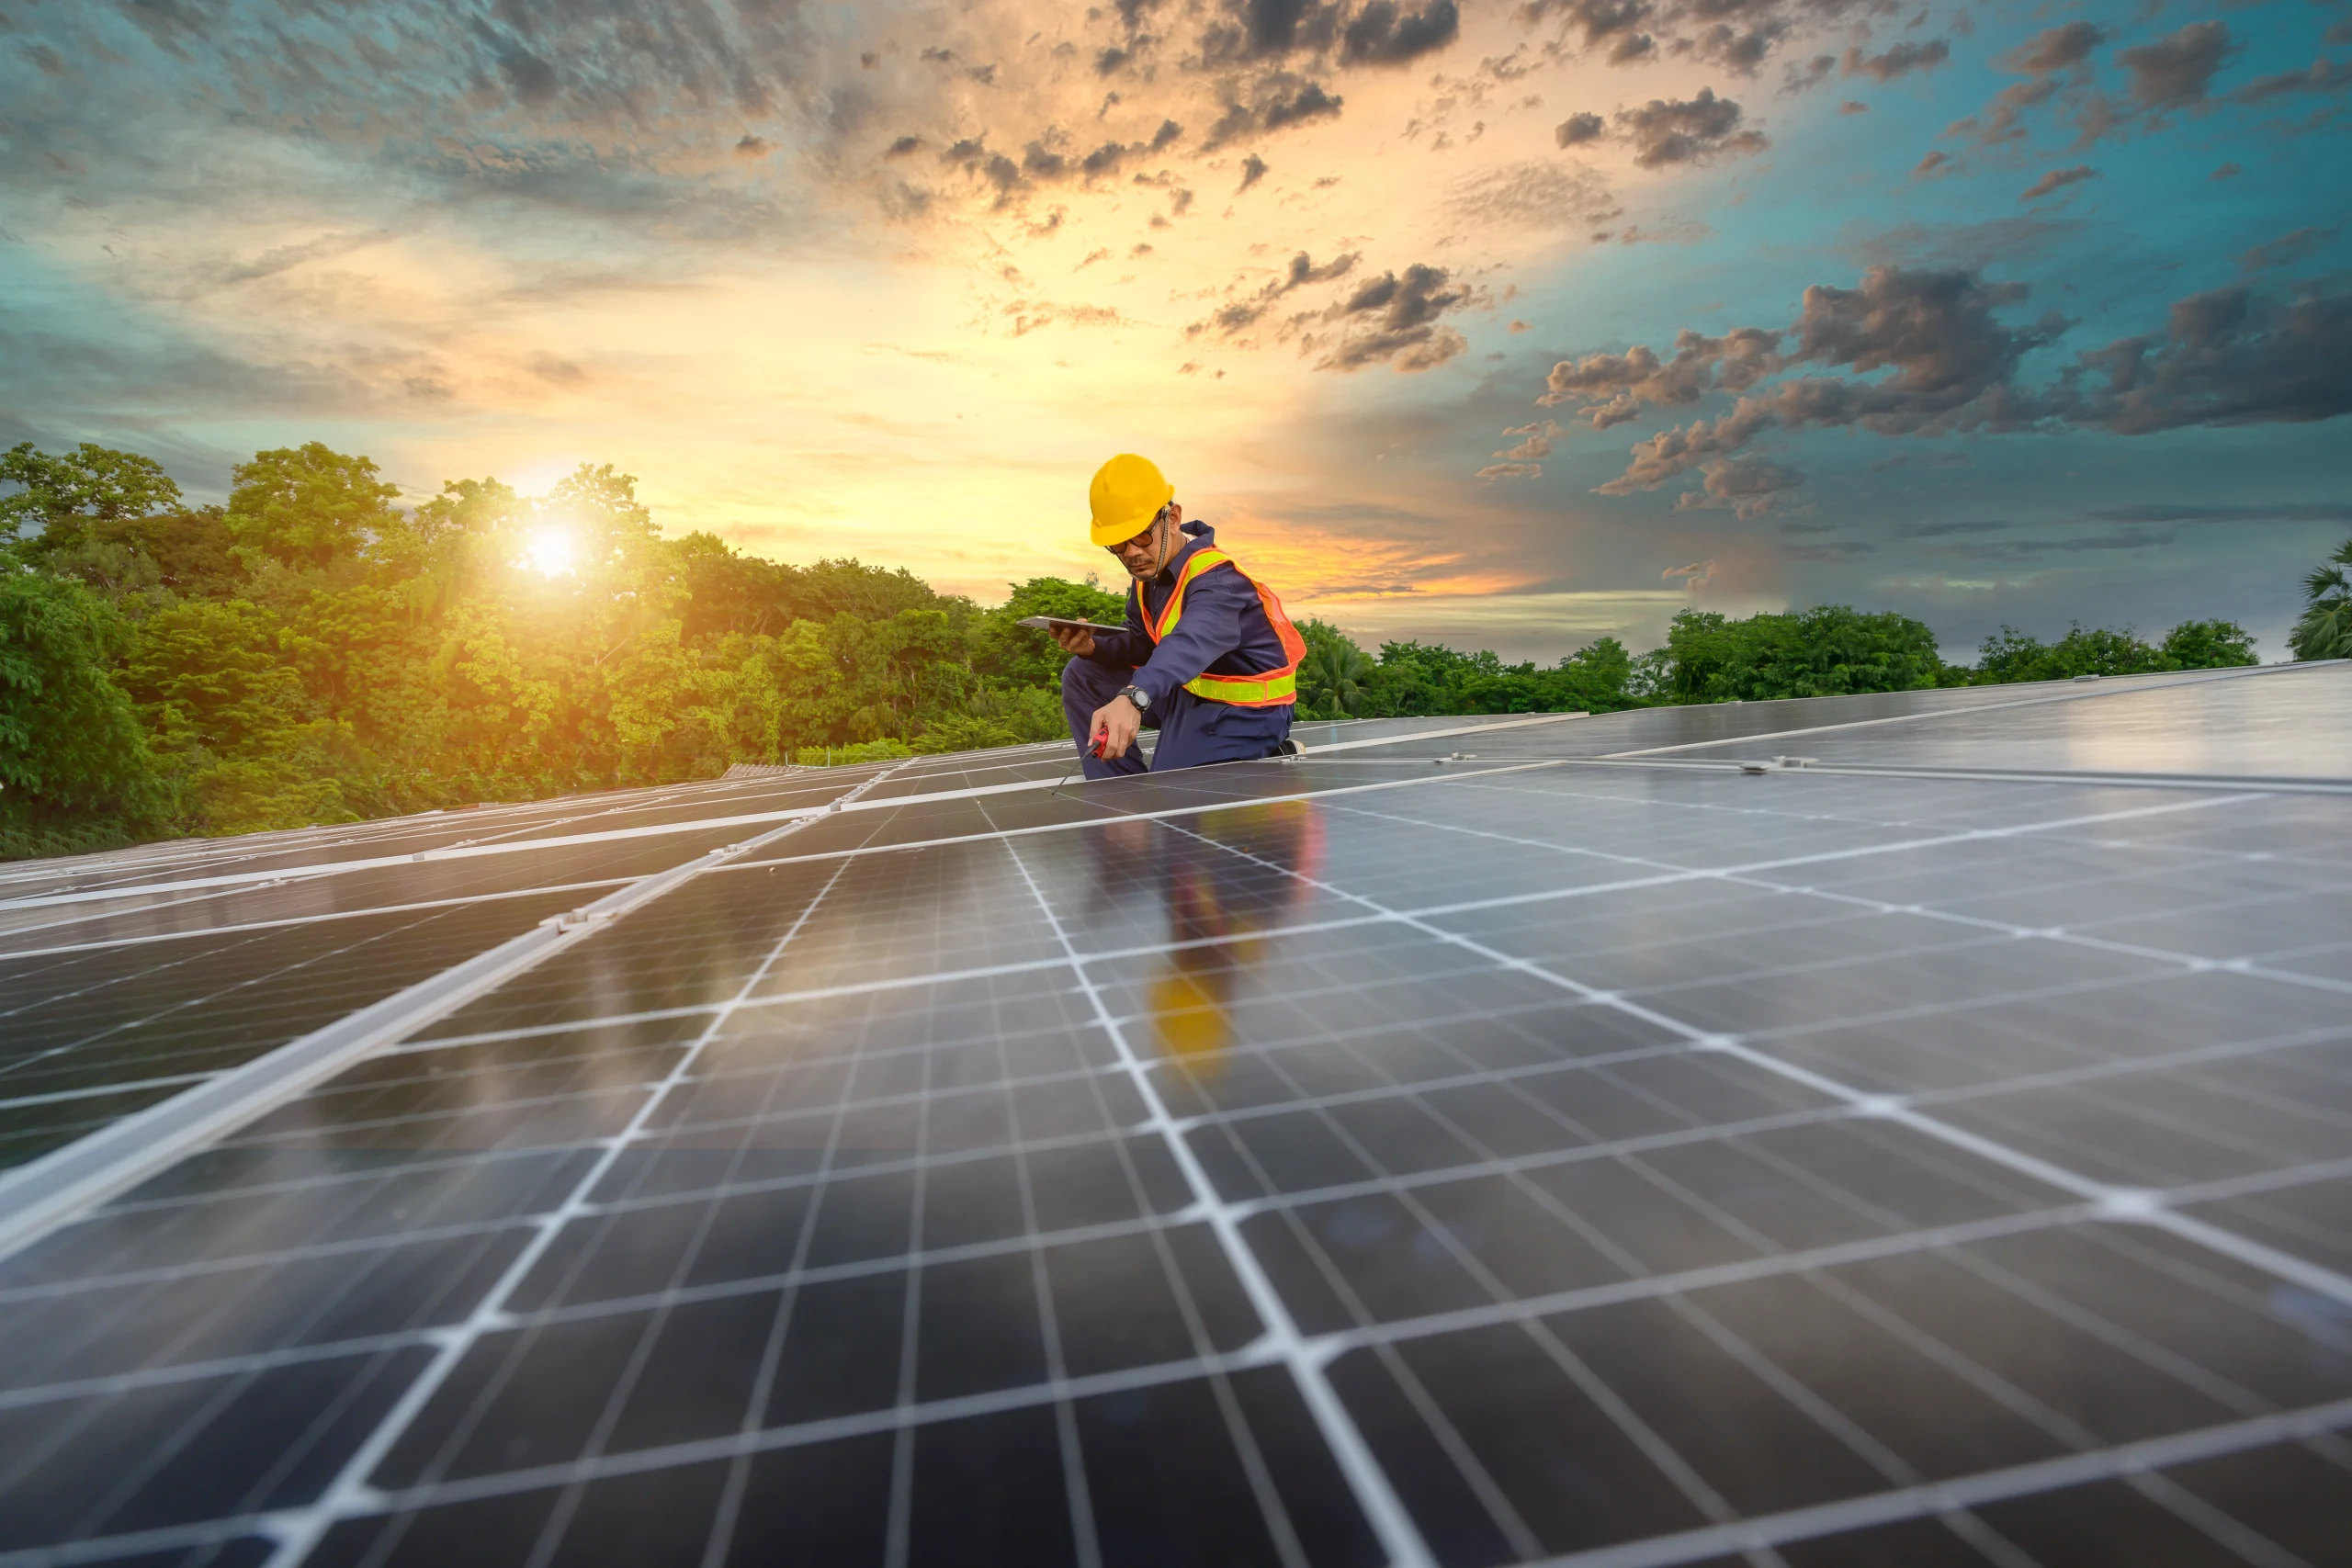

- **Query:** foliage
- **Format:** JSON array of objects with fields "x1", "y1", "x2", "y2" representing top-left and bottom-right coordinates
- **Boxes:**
[
  {"x1": 225, "y1": 443, "x2": 402, "y2": 570},
  {"x1": 0, "y1": 441, "x2": 183, "y2": 554},
  {"x1": 1661, "y1": 606, "x2": 1951, "y2": 704},
  {"x1": 1973, "y1": 618, "x2": 2259, "y2": 682},
  {"x1": 797, "y1": 739, "x2": 916, "y2": 766},
  {"x1": 0, "y1": 436, "x2": 2294, "y2": 858},
  {"x1": 0, "y1": 571, "x2": 167, "y2": 855},
  {"x1": 2290, "y1": 539, "x2": 2352, "y2": 660}
]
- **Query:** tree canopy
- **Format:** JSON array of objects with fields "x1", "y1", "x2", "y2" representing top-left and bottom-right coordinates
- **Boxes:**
[{"x1": 0, "y1": 437, "x2": 2278, "y2": 858}]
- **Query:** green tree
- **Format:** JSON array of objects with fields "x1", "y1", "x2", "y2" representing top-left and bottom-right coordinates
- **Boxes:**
[
  {"x1": 0, "y1": 441, "x2": 183, "y2": 555},
  {"x1": 0, "y1": 572, "x2": 166, "y2": 853},
  {"x1": 1663, "y1": 606, "x2": 1949, "y2": 703},
  {"x1": 2159, "y1": 619, "x2": 2259, "y2": 669},
  {"x1": 970, "y1": 575, "x2": 1127, "y2": 689},
  {"x1": 1296, "y1": 619, "x2": 1374, "y2": 717},
  {"x1": 225, "y1": 443, "x2": 401, "y2": 570},
  {"x1": 2290, "y1": 539, "x2": 2352, "y2": 661}
]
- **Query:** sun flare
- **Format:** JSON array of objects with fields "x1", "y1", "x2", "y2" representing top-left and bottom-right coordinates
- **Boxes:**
[{"x1": 524, "y1": 528, "x2": 577, "y2": 578}]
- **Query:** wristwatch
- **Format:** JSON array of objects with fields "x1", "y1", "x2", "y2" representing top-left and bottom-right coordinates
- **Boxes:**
[{"x1": 1120, "y1": 684, "x2": 1151, "y2": 713}]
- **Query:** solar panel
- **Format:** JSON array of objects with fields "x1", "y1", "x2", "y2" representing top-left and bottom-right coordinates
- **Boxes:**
[{"x1": 0, "y1": 666, "x2": 2347, "y2": 1567}]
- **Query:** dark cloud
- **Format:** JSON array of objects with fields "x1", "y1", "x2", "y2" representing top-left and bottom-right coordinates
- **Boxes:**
[
  {"x1": 1318, "y1": 263, "x2": 1469, "y2": 371},
  {"x1": 1615, "y1": 88, "x2": 1766, "y2": 168},
  {"x1": 1562, "y1": 266, "x2": 2065, "y2": 495},
  {"x1": 1912, "y1": 149, "x2": 1954, "y2": 179},
  {"x1": 1238, "y1": 152, "x2": 1269, "y2": 189},
  {"x1": 495, "y1": 42, "x2": 559, "y2": 107},
  {"x1": 1340, "y1": 1, "x2": 1461, "y2": 65},
  {"x1": 2117, "y1": 21, "x2": 2235, "y2": 111},
  {"x1": 1842, "y1": 40, "x2": 1949, "y2": 84},
  {"x1": 1202, "y1": 74, "x2": 1344, "y2": 149},
  {"x1": 734, "y1": 134, "x2": 770, "y2": 157},
  {"x1": 1188, "y1": 249, "x2": 1359, "y2": 337},
  {"x1": 884, "y1": 135, "x2": 922, "y2": 157},
  {"x1": 1150, "y1": 118, "x2": 1184, "y2": 150},
  {"x1": 2067, "y1": 282, "x2": 2352, "y2": 434},
  {"x1": 1555, "y1": 111, "x2": 1606, "y2": 146},
  {"x1": 2020, "y1": 164, "x2": 2098, "y2": 202},
  {"x1": 1548, "y1": 267, "x2": 2352, "y2": 506},
  {"x1": 1198, "y1": 0, "x2": 1342, "y2": 65}
]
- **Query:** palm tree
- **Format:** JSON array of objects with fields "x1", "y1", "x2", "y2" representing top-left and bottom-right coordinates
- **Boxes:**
[
  {"x1": 2290, "y1": 538, "x2": 2352, "y2": 660},
  {"x1": 1296, "y1": 622, "x2": 1374, "y2": 718}
]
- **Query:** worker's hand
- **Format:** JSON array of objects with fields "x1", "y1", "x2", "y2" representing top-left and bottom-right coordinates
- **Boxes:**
[
  {"x1": 1090, "y1": 694, "x2": 1144, "y2": 759},
  {"x1": 1049, "y1": 624, "x2": 1096, "y2": 658}
]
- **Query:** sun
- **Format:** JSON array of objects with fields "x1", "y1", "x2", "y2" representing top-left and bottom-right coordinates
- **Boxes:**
[{"x1": 524, "y1": 527, "x2": 577, "y2": 578}]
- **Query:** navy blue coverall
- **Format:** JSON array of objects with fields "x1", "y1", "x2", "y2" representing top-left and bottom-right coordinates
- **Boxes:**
[{"x1": 1062, "y1": 521, "x2": 1295, "y2": 781}]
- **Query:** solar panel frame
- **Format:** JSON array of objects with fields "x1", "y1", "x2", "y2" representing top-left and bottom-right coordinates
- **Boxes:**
[{"x1": 0, "y1": 667, "x2": 2347, "y2": 1567}]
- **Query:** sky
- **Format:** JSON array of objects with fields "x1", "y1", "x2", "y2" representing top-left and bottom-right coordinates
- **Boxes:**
[{"x1": 2, "y1": 0, "x2": 2347, "y2": 660}]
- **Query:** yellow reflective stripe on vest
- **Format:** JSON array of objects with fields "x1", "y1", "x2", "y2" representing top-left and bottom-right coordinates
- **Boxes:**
[
  {"x1": 1140, "y1": 545, "x2": 1305, "y2": 707},
  {"x1": 1142, "y1": 548, "x2": 1230, "y2": 643},
  {"x1": 1183, "y1": 669, "x2": 1297, "y2": 703}
]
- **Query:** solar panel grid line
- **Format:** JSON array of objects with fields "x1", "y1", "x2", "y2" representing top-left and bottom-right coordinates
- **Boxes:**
[
  {"x1": 1503, "y1": 1395, "x2": 2352, "y2": 1568},
  {"x1": 256, "y1": 854, "x2": 867, "y2": 1568},
  {"x1": 1142, "y1": 803, "x2": 2352, "y2": 1554},
  {"x1": 1682, "y1": 761, "x2": 2352, "y2": 799},
  {"x1": 0, "y1": 759, "x2": 917, "y2": 1269},
  {"x1": 1716, "y1": 868, "x2": 2352, "y2": 1002},
  {"x1": 19, "y1": 1091, "x2": 2344, "y2": 1415},
  {"x1": 991, "y1": 826, "x2": 1440, "y2": 1568},
  {"x1": 0, "y1": 877, "x2": 644, "y2": 963}
]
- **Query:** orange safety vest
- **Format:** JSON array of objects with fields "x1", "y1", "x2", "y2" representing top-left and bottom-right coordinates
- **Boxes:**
[{"x1": 1136, "y1": 547, "x2": 1307, "y2": 707}]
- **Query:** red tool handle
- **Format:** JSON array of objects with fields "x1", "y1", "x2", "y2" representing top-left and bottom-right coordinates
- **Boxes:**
[{"x1": 1091, "y1": 725, "x2": 1109, "y2": 758}]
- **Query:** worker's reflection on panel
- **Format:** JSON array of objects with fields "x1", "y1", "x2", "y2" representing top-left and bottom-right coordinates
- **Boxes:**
[{"x1": 1086, "y1": 799, "x2": 1324, "y2": 1075}]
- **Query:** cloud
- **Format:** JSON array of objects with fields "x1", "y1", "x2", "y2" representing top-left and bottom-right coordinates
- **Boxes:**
[
  {"x1": 1188, "y1": 249, "x2": 1359, "y2": 337},
  {"x1": 1445, "y1": 160, "x2": 1618, "y2": 231},
  {"x1": 1912, "y1": 150, "x2": 1954, "y2": 180},
  {"x1": 1615, "y1": 88, "x2": 1767, "y2": 168},
  {"x1": 1567, "y1": 266, "x2": 2068, "y2": 495},
  {"x1": 1317, "y1": 263, "x2": 1470, "y2": 371},
  {"x1": 1674, "y1": 456, "x2": 1803, "y2": 517},
  {"x1": 1545, "y1": 266, "x2": 2352, "y2": 509},
  {"x1": 1238, "y1": 152, "x2": 1270, "y2": 190},
  {"x1": 2237, "y1": 227, "x2": 2337, "y2": 273},
  {"x1": 1340, "y1": 1, "x2": 1462, "y2": 65},
  {"x1": 1555, "y1": 111, "x2": 1606, "y2": 147},
  {"x1": 2233, "y1": 58, "x2": 2352, "y2": 106},
  {"x1": 1476, "y1": 461, "x2": 1543, "y2": 480},
  {"x1": 1842, "y1": 40, "x2": 1950, "y2": 84},
  {"x1": 1202, "y1": 74, "x2": 1345, "y2": 149},
  {"x1": 2020, "y1": 165, "x2": 2098, "y2": 202},
  {"x1": 2117, "y1": 21, "x2": 2235, "y2": 111},
  {"x1": 2067, "y1": 282, "x2": 2352, "y2": 434},
  {"x1": 2086, "y1": 502, "x2": 2352, "y2": 525},
  {"x1": 2000, "y1": 22, "x2": 2107, "y2": 78},
  {"x1": 1945, "y1": 23, "x2": 2104, "y2": 146}
]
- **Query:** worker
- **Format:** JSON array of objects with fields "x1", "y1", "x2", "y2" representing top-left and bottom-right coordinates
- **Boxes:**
[{"x1": 1051, "y1": 454, "x2": 1306, "y2": 780}]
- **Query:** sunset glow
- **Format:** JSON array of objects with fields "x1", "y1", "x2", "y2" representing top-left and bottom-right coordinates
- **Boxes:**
[{"x1": 4, "y1": 1, "x2": 2345, "y2": 655}]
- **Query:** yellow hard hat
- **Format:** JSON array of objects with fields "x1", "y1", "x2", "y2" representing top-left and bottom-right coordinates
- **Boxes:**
[{"x1": 1089, "y1": 453, "x2": 1174, "y2": 548}]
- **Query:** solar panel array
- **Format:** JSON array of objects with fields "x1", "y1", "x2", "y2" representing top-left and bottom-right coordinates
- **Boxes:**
[{"x1": 1, "y1": 663, "x2": 2347, "y2": 1568}]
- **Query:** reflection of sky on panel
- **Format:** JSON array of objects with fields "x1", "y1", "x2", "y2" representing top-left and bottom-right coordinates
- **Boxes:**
[{"x1": 1665, "y1": 664, "x2": 2352, "y2": 780}]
